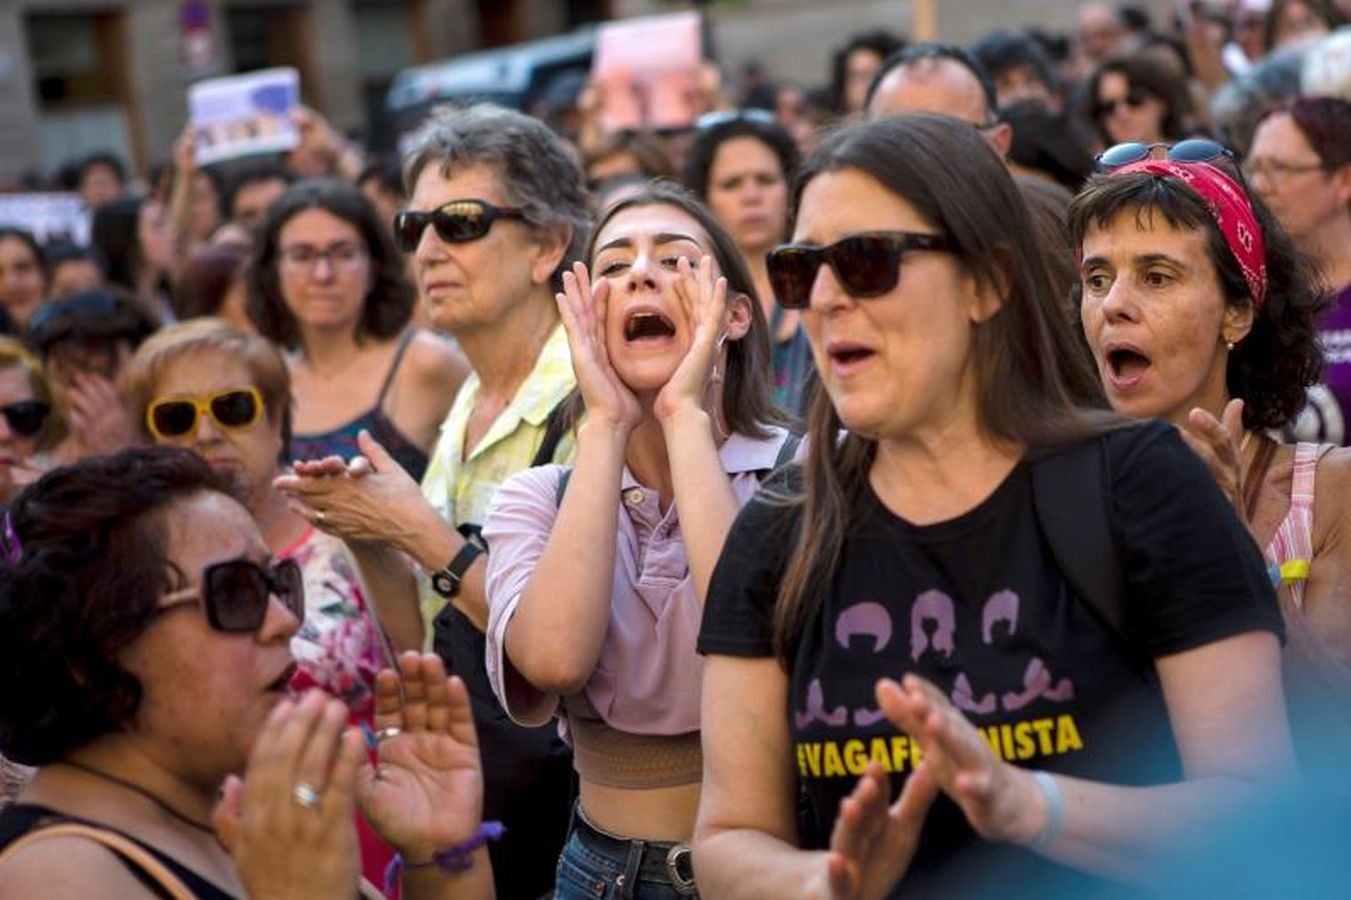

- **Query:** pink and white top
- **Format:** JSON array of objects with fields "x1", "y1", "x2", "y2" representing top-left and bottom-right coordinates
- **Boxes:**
[
  {"x1": 483, "y1": 428, "x2": 794, "y2": 736},
  {"x1": 1264, "y1": 441, "x2": 1336, "y2": 610}
]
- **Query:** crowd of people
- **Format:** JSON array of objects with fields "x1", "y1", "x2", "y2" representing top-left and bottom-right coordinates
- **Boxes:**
[{"x1": 0, "y1": 2, "x2": 1349, "y2": 898}]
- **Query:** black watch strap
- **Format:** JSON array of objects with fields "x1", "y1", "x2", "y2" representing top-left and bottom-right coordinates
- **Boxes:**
[{"x1": 431, "y1": 541, "x2": 483, "y2": 598}]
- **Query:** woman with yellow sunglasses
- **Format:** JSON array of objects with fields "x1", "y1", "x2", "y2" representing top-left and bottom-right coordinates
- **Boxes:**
[{"x1": 125, "y1": 317, "x2": 422, "y2": 890}]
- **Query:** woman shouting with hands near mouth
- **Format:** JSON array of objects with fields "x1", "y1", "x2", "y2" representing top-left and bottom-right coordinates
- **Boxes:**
[{"x1": 482, "y1": 182, "x2": 793, "y2": 899}]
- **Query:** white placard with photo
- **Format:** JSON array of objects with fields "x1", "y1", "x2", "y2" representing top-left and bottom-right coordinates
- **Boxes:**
[
  {"x1": 0, "y1": 193, "x2": 90, "y2": 245},
  {"x1": 189, "y1": 67, "x2": 301, "y2": 166}
]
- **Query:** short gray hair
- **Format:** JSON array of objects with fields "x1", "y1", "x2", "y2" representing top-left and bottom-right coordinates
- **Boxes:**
[{"x1": 403, "y1": 104, "x2": 590, "y2": 289}]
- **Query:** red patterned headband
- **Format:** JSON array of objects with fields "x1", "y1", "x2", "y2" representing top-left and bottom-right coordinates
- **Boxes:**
[{"x1": 1111, "y1": 160, "x2": 1268, "y2": 308}]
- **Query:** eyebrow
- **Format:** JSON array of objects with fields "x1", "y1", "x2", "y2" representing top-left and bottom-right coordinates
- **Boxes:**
[
  {"x1": 1081, "y1": 252, "x2": 1186, "y2": 269},
  {"x1": 596, "y1": 232, "x2": 702, "y2": 254}
]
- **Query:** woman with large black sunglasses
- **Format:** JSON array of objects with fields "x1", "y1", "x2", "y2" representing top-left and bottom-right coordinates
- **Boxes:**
[
  {"x1": 0, "y1": 337, "x2": 61, "y2": 508},
  {"x1": 693, "y1": 114, "x2": 1293, "y2": 898},
  {"x1": 0, "y1": 446, "x2": 492, "y2": 899}
]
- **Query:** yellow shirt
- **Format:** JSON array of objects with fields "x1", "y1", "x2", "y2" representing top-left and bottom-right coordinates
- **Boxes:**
[{"x1": 417, "y1": 323, "x2": 576, "y2": 642}]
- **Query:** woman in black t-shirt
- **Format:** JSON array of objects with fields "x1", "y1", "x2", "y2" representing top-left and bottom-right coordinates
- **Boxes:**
[{"x1": 692, "y1": 115, "x2": 1294, "y2": 898}]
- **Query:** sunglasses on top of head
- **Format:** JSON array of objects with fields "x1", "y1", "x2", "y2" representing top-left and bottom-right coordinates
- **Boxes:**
[
  {"x1": 157, "y1": 557, "x2": 305, "y2": 633},
  {"x1": 392, "y1": 199, "x2": 527, "y2": 253},
  {"x1": 1095, "y1": 138, "x2": 1248, "y2": 188},
  {"x1": 146, "y1": 387, "x2": 264, "y2": 441},
  {"x1": 0, "y1": 400, "x2": 51, "y2": 438},
  {"x1": 766, "y1": 231, "x2": 955, "y2": 311}
]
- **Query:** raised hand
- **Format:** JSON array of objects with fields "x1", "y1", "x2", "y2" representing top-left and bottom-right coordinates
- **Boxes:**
[
  {"x1": 64, "y1": 371, "x2": 138, "y2": 456},
  {"x1": 1178, "y1": 398, "x2": 1247, "y2": 511},
  {"x1": 876, "y1": 675, "x2": 1045, "y2": 847},
  {"x1": 357, "y1": 652, "x2": 484, "y2": 862},
  {"x1": 275, "y1": 429, "x2": 426, "y2": 548},
  {"x1": 556, "y1": 261, "x2": 641, "y2": 433},
  {"x1": 654, "y1": 254, "x2": 729, "y2": 425},
  {"x1": 214, "y1": 690, "x2": 366, "y2": 900},
  {"x1": 811, "y1": 760, "x2": 938, "y2": 900}
]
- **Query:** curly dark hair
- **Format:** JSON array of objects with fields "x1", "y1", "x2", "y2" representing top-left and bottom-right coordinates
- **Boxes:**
[
  {"x1": 681, "y1": 117, "x2": 801, "y2": 214},
  {"x1": 246, "y1": 178, "x2": 414, "y2": 347},
  {"x1": 0, "y1": 446, "x2": 235, "y2": 765},
  {"x1": 1068, "y1": 171, "x2": 1326, "y2": 431}
]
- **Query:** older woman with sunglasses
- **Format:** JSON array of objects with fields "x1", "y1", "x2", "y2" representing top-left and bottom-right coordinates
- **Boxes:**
[
  {"x1": 694, "y1": 115, "x2": 1294, "y2": 898},
  {"x1": 247, "y1": 179, "x2": 468, "y2": 484},
  {"x1": 127, "y1": 319, "x2": 428, "y2": 886},
  {"x1": 0, "y1": 447, "x2": 493, "y2": 900},
  {"x1": 276, "y1": 105, "x2": 591, "y2": 900},
  {"x1": 1070, "y1": 144, "x2": 1351, "y2": 750}
]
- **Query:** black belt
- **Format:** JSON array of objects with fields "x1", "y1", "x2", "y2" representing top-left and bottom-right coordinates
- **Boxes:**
[{"x1": 573, "y1": 810, "x2": 698, "y2": 895}]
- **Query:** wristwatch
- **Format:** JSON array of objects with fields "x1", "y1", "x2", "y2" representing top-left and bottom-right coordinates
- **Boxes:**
[{"x1": 430, "y1": 541, "x2": 483, "y2": 598}]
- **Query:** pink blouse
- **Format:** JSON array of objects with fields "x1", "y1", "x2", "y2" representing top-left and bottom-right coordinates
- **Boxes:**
[{"x1": 483, "y1": 428, "x2": 793, "y2": 736}]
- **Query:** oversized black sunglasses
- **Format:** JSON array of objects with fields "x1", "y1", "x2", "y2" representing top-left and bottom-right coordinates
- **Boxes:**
[
  {"x1": 0, "y1": 400, "x2": 51, "y2": 438},
  {"x1": 1095, "y1": 138, "x2": 1236, "y2": 171},
  {"x1": 392, "y1": 199, "x2": 527, "y2": 252},
  {"x1": 158, "y1": 557, "x2": 305, "y2": 633},
  {"x1": 1092, "y1": 87, "x2": 1153, "y2": 119},
  {"x1": 767, "y1": 231, "x2": 954, "y2": 310}
]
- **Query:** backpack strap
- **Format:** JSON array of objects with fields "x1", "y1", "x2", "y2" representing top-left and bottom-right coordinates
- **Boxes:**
[
  {"x1": 530, "y1": 400, "x2": 572, "y2": 468},
  {"x1": 1031, "y1": 438, "x2": 1127, "y2": 645},
  {"x1": 773, "y1": 432, "x2": 802, "y2": 470},
  {"x1": 0, "y1": 822, "x2": 195, "y2": 900}
]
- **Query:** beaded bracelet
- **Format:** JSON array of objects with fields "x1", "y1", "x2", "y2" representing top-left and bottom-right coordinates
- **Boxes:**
[{"x1": 383, "y1": 821, "x2": 505, "y2": 894}]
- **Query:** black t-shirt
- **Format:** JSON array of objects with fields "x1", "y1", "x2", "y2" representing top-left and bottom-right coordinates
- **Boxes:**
[{"x1": 698, "y1": 421, "x2": 1282, "y2": 897}]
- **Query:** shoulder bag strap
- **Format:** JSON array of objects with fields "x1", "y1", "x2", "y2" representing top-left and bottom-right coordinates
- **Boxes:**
[
  {"x1": 0, "y1": 822, "x2": 195, "y2": 900},
  {"x1": 530, "y1": 399, "x2": 572, "y2": 468},
  {"x1": 1031, "y1": 438, "x2": 1127, "y2": 645}
]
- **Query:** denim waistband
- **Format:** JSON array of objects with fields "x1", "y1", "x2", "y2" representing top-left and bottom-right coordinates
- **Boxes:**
[{"x1": 572, "y1": 808, "x2": 698, "y2": 895}]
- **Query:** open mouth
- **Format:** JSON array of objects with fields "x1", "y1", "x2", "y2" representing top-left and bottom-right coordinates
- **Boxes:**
[
  {"x1": 1106, "y1": 346, "x2": 1151, "y2": 385},
  {"x1": 828, "y1": 343, "x2": 875, "y2": 368},
  {"x1": 266, "y1": 662, "x2": 299, "y2": 693},
  {"x1": 624, "y1": 311, "x2": 677, "y2": 342}
]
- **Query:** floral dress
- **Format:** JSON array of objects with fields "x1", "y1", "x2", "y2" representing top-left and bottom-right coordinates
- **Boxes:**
[{"x1": 280, "y1": 526, "x2": 391, "y2": 721}]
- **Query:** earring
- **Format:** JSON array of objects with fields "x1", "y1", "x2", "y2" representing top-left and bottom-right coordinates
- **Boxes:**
[{"x1": 1226, "y1": 340, "x2": 1236, "y2": 352}]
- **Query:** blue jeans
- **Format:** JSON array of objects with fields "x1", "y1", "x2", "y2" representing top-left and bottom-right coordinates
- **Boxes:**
[{"x1": 552, "y1": 810, "x2": 700, "y2": 899}]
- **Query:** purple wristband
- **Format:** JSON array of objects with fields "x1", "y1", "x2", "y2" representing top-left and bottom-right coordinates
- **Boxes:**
[{"x1": 383, "y1": 821, "x2": 504, "y2": 893}]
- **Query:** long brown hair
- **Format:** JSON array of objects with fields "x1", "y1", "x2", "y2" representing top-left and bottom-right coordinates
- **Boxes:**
[{"x1": 772, "y1": 114, "x2": 1116, "y2": 665}]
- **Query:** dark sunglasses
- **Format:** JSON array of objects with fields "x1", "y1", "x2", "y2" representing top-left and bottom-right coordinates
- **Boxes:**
[
  {"x1": 0, "y1": 400, "x2": 50, "y2": 438},
  {"x1": 391, "y1": 199, "x2": 527, "y2": 252},
  {"x1": 158, "y1": 557, "x2": 305, "y2": 633},
  {"x1": 767, "y1": 231, "x2": 954, "y2": 310},
  {"x1": 146, "y1": 387, "x2": 263, "y2": 440},
  {"x1": 1093, "y1": 88, "x2": 1153, "y2": 119},
  {"x1": 1096, "y1": 138, "x2": 1236, "y2": 170}
]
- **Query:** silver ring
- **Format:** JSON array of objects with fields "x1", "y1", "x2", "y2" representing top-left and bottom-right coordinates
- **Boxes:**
[
  {"x1": 292, "y1": 782, "x2": 321, "y2": 810},
  {"x1": 314, "y1": 510, "x2": 326, "y2": 526},
  {"x1": 374, "y1": 726, "x2": 403, "y2": 742}
]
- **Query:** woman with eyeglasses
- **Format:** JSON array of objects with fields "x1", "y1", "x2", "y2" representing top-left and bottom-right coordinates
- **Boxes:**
[
  {"x1": 693, "y1": 115, "x2": 1294, "y2": 898},
  {"x1": 246, "y1": 179, "x2": 468, "y2": 484},
  {"x1": 481, "y1": 181, "x2": 792, "y2": 899},
  {"x1": 126, "y1": 318, "x2": 426, "y2": 887},
  {"x1": 1083, "y1": 54, "x2": 1195, "y2": 150},
  {"x1": 684, "y1": 115, "x2": 812, "y2": 417},
  {"x1": 0, "y1": 447, "x2": 493, "y2": 900},
  {"x1": 1245, "y1": 96, "x2": 1351, "y2": 446},
  {"x1": 1070, "y1": 141, "x2": 1351, "y2": 751}
]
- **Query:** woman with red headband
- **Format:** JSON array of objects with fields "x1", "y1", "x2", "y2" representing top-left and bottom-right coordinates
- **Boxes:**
[{"x1": 1069, "y1": 147, "x2": 1351, "y2": 755}]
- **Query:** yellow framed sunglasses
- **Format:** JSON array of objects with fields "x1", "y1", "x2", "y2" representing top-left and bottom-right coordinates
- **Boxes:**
[{"x1": 146, "y1": 386, "x2": 265, "y2": 440}]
